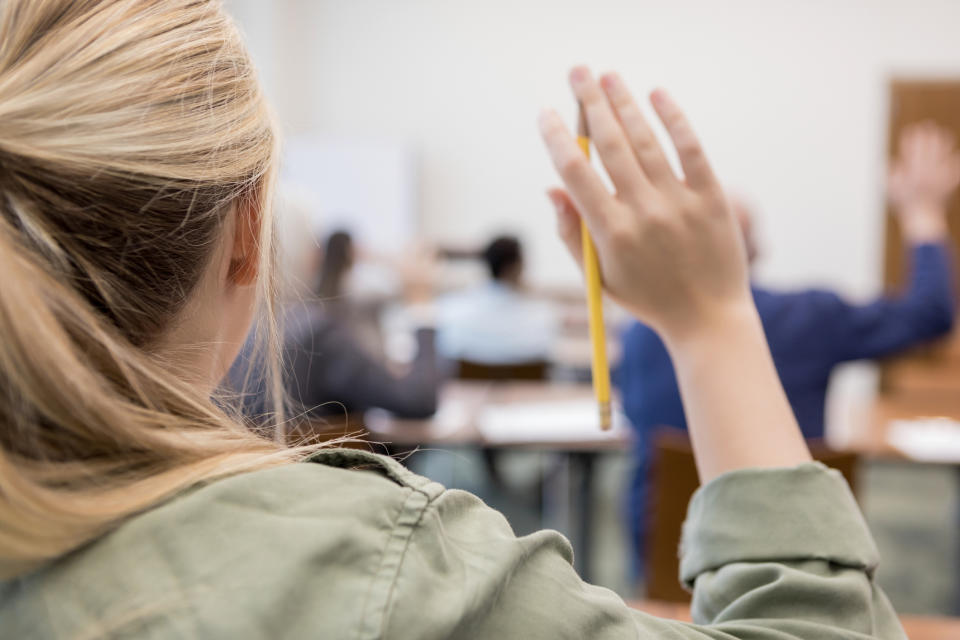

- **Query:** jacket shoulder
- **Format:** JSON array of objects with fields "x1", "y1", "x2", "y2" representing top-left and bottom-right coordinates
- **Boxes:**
[{"x1": 2, "y1": 449, "x2": 441, "y2": 639}]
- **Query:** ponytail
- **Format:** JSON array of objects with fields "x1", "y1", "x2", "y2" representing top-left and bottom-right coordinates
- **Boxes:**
[{"x1": 0, "y1": 0, "x2": 315, "y2": 577}]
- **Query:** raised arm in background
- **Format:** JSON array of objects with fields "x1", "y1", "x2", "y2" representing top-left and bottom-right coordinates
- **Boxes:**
[{"x1": 824, "y1": 121, "x2": 958, "y2": 363}]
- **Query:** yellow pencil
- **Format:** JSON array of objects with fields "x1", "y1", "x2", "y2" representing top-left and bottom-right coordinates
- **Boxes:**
[{"x1": 576, "y1": 104, "x2": 612, "y2": 430}]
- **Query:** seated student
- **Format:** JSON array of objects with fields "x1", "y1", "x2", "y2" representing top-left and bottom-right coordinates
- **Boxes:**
[
  {"x1": 229, "y1": 230, "x2": 440, "y2": 421},
  {"x1": 617, "y1": 123, "x2": 958, "y2": 577},
  {"x1": 1, "y1": 3, "x2": 903, "y2": 637},
  {"x1": 437, "y1": 235, "x2": 560, "y2": 365},
  {"x1": 315, "y1": 230, "x2": 354, "y2": 300},
  {"x1": 313, "y1": 229, "x2": 388, "y2": 357},
  {"x1": 230, "y1": 301, "x2": 440, "y2": 422}
]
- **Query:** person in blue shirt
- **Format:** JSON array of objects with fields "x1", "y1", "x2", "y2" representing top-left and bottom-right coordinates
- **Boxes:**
[
  {"x1": 436, "y1": 235, "x2": 560, "y2": 364},
  {"x1": 617, "y1": 122, "x2": 960, "y2": 578}
]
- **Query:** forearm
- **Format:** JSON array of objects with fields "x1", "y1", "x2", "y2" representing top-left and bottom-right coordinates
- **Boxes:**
[
  {"x1": 903, "y1": 240, "x2": 954, "y2": 321},
  {"x1": 894, "y1": 240, "x2": 954, "y2": 338},
  {"x1": 663, "y1": 302, "x2": 811, "y2": 483}
]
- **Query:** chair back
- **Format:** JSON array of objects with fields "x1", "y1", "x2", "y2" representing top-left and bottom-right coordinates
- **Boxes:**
[
  {"x1": 289, "y1": 414, "x2": 372, "y2": 450},
  {"x1": 455, "y1": 359, "x2": 549, "y2": 381}
]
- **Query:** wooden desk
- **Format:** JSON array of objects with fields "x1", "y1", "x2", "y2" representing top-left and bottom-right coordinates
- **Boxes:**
[
  {"x1": 846, "y1": 392, "x2": 960, "y2": 463},
  {"x1": 364, "y1": 380, "x2": 630, "y2": 451},
  {"x1": 363, "y1": 380, "x2": 630, "y2": 582},
  {"x1": 363, "y1": 382, "x2": 492, "y2": 448},
  {"x1": 629, "y1": 600, "x2": 960, "y2": 639}
]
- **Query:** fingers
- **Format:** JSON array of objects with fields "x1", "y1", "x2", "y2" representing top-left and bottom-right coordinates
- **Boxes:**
[
  {"x1": 649, "y1": 88, "x2": 718, "y2": 192},
  {"x1": 901, "y1": 121, "x2": 955, "y2": 164},
  {"x1": 599, "y1": 72, "x2": 675, "y2": 186},
  {"x1": 568, "y1": 66, "x2": 650, "y2": 200},
  {"x1": 898, "y1": 121, "x2": 960, "y2": 190},
  {"x1": 902, "y1": 123, "x2": 931, "y2": 166},
  {"x1": 539, "y1": 108, "x2": 616, "y2": 228},
  {"x1": 548, "y1": 188, "x2": 584, "y2": 268}
]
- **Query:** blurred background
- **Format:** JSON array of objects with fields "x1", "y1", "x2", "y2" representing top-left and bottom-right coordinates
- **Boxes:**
[{"x1": 225, "y1": 0, "x2": 960, "y2": 618}]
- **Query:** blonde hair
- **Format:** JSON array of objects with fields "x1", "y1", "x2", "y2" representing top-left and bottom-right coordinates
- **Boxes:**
[{"x1": 0, "y1": 0, "x2": 309, "y2": 578}]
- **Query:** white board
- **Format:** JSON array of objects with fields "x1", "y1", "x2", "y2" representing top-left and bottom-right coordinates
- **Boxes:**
[{"x1": 281, "y1": 138, "x2": 418, "y2": 253}]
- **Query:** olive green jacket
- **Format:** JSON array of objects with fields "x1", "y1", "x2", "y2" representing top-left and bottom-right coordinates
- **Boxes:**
[{"x1": 2, "y1": 449, "x2": 904, "y2": 638}]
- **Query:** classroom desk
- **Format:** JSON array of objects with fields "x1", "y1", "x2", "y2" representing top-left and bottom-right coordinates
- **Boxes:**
[
  {"x1": 363, "y1": 380, "x2": 631, "y2": 581},
  {"x1": 843, "y1": 392, "x2": 960, "y2": 613},
  {"x1": 364, "y1": 380, "x2": 629, "y2": 450},
  {"x1": 627, "y1": 599, "x2": 960, "y2": 639},
  {"x1": 845, "y1": 392, "x2": 960, "y2": 462}
]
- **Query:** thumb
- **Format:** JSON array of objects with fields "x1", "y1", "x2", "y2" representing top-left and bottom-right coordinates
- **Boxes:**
[{"x1": 547, "y1": 187, "x2": 584, "y2": 268}]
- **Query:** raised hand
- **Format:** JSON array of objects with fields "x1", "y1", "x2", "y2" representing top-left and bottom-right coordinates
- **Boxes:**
[
  {"x1": 540, "y1": 67, "x2": 810, "y2": 481},
  {"x1": 888, "y1": 121, "x2": 960, "y2": 243},
  {"x1": 540, "y1": 67, "x2": 751, "y2": 343}
]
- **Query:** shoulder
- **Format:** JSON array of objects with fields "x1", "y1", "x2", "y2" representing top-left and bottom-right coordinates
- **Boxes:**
[
  {"x1": 174, "y1": 448, "x2": 443, "y2": 522},
  {"x1": 5, "y1": 450, "x2": 442, "y2": 639}
]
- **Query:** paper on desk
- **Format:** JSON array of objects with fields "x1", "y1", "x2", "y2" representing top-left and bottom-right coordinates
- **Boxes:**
[
  {"x1": 887, "y1": 418, "x2": 960, "y2": 463},
  {"x1": 477, "y1": 399, "x2": 629, "y2": 443},
  {"x1": 430, "y1": 399, "x2": 472, "y2": 437}
]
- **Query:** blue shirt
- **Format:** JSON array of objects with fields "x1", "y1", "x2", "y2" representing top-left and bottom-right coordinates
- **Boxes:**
[
  {"x1": 618, "y1": 243, "x2": 955, "y2": 441},
  {"x1": 436, "y1": 282, "x2": 560, "y2": 364},
  {"x1": 617, "y1": 243, "x2": 954, "y2": 574}
]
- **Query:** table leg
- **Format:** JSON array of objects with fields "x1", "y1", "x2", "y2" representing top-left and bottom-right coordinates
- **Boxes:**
[
  {"x1": 955, "y1": 466, "x2": 960, "y2": 616},
  {"x1": 570, "y1": 451, "x2": 597, "y2": 583},
  {"x1": 541, "y1": 454, "x2": 570, "y2": 533}
]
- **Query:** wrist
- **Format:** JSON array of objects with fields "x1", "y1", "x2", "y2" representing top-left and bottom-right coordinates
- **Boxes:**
[
  {"x1": 659, "y1": 297, "x2": 762, "y2": 356},
  {"x1": 898, "y1": 204, "x2": 949, "y2": 243},
  {"x1": 657, "y1": 296, "x2": 812, "y2": 481}
]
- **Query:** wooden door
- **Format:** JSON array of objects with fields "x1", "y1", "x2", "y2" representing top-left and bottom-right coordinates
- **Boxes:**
[{"x1": 881, "y1": 80, "x2": 960, "y2": 394}]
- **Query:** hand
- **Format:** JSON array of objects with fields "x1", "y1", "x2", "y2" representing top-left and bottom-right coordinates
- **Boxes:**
[
  {"x1": 888, "y1": 121, "x2": 960, "y2": 243},
  {"x1": 541, "y1": 67, "x2": 809, "y2": 480},
  {"x1": 539, "y1": 67, "x2": 751, "y2": 343}
]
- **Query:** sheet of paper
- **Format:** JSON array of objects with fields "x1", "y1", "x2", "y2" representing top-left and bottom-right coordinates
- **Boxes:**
[
  {"x1": 887, "y1": 418, "x2": 960, "y2": 463},
  {"x1": 428, "y1": 400, "x2": 472, "y2": 437},
  {"x1": 477, "y1": 399, "x2": 629, "y2": 444}
]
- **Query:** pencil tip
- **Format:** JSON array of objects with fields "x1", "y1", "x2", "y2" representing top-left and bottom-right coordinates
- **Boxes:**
[{"x1": 599, "y1": 402, "x2": 612, "y2": 431}]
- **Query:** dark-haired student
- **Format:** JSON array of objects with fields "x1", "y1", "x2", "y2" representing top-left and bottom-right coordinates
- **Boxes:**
[
  {"x1": 618, "y1": 121, "x2": 959, "y2": 578},
  {"x1": 230, "y1": 231, "x2": 440, "y2": 421},
  {"x1": 437, "y1": 234, "x2": 560, "y2": 364},
  {"x1": 230, "y1": 302, "x2": 440, "y2": 422},
  {"x1": 0, "y1": 0, "x2": 905, "y2": 634}
]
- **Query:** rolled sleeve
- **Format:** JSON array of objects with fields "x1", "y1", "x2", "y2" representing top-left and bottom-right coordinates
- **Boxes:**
[
  {"x1": 677, "y1": 463, "x2": 904, "y2": 638},
  {"x1": 681, "y1": 463, "x2": 878, "y2": 587}
]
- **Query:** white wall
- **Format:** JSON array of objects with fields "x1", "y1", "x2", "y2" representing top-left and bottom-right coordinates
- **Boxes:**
[{"x1": 228, "y1": 0, "x2": 960, "y2": 295}]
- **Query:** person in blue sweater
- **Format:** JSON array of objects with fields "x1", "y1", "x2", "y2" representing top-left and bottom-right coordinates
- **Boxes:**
[{"x1": 618, "y1": 121, "x2": 960, "y2": 578}]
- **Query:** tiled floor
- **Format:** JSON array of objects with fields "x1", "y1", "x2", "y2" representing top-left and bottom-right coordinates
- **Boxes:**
[{"x1": 408, "y1": 448, "x2": 959, "y2": 615}]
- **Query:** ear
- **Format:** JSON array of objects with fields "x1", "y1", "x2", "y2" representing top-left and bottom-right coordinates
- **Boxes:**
[{"x1": 228, "y1": 193, "x2": 263, "y2": 287}]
